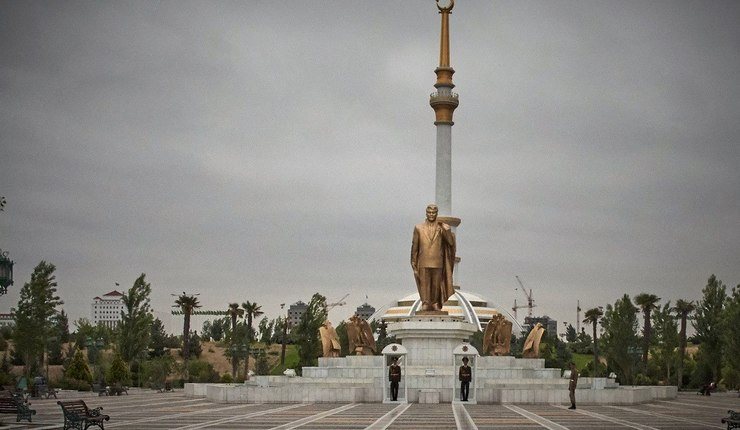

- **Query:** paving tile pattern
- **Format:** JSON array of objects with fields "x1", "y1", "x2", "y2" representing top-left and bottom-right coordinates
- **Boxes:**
[{"x1": 3, "y1": 390, "x2": 736, "y2": 429}]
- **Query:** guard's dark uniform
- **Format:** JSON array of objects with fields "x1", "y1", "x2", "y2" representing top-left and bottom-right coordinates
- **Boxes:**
[
  {"x1": 569, "y1": 366, "x2": 579, "y2": 409},
  {"x1": 389, "y1": 361, "x2": 402, "y2": 401},
  {"x1": 459, "y1": 361, "x2": 472, "y2": 401}
]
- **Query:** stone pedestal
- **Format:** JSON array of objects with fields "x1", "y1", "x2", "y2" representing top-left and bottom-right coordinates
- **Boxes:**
[{"x1": 387, "y1": 316, "x2": 477, "y2": 366}]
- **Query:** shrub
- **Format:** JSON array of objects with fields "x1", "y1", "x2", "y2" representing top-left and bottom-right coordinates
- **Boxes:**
[
  {"x1": 220, "y1": 373, "x2": 233, "y2": 383},
  {"x1": 255, "y1": 353, "x2": 270, "y2": 376},
  {"x1": 187, "y1": 360, "x2": 219, "y2": 383},
  {"x1": 65, "y1": 349, "x2": 92, "y2": 383},
  {"x1": 140, "y1": 356, "x2": 174, "y2": 388},
  {"x1": 56, "y1": 377, "x2": 91, "y2": 391},
  {"x1": 107, "y1": 354, "x2": 130, "y2": 385}
]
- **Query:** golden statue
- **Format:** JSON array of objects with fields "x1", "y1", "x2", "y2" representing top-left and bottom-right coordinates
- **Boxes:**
[
  {"x1": 347, "y1": 314, "x2": 376, "y2": 355},
  {"x1": 410, "y1": 204, "x2": 456, "y2": 313},
  {"x1": 482, "y1": 314, "x2": 513, "y2": 356},
  {"x1": 319, "y1": 320, "x2": 341, "y2": 358},
  {"x1": 522, "y1": 323, "x2": 545, "y2": 358}
]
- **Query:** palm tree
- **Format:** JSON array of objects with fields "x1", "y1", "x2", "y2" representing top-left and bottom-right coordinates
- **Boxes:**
[
  {"x1": 226, "y1": 303, "x2": 243, "y2": 378},
  {"x1": 634, "y1": 293, "x2": 661, "y2": 366},
  {"x1": 173, "y1": 293, "x2": 202, "y2": 366},
  {"x1": 242, "y1": 301, "x2": 264, "y2": 376},
  {"x1": 673, "y1": 299, "x2": 695, "y2": 389},
  {"x1": 583, "y1": 307, "x2": 604, "y2": 377}
]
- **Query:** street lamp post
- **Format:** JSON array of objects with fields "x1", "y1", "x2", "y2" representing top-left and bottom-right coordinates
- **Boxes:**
[
  {"x1": 86, "y1": 337, "x2": 105, "y2": 381},
  {"x1": 280, "y1": 304, "x2": 290, "y2": 366},
  {"x1": 0, "y1": 249, "x2": 14, "y2": 297},
  {"x1": 229, "y1": 343, "x2": 248, "y2": 380}
]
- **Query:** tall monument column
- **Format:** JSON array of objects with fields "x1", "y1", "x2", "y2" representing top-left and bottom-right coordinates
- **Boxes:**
[
  {"x1": 430, "y1": 0, "x2": 461, "y2": 285},
  {"x1": 430, "y1": 0, "x2": 459, "y2": 218}
]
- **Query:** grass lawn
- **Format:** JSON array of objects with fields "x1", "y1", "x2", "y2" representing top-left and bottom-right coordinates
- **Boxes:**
[
  {"x1": 269, "y1": 345, "x2": 299, "y2": 375},
  {"x1": 571, "y1": 353, "x2": 592, "y2": 371}
]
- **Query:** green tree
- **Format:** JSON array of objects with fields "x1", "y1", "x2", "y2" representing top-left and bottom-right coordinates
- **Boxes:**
[
  {"x1": 201, "y1": 320, "x2": 213, "y2": 341},
  {"x1": 601, "y1": 294, "x2": 639, "y2": 384},
  {"x1": 241, "y1": 301, "x2": 263, "y2": 376},
  {"x1": 634, "y1": 293, "x2": 661, "y2": 368},
  {"x1": 722, "y1": 284, "x2": 740, "y2": 389},
  {"x1": 373, "y1": 319, "x2": 395, "y2": 354},
  {"x1": 564, "y1": 324, "x2": 577, "y2": 343},
  {"x1": 673, "y1": 299, "x2": 695, "y2": 389},
  {"x1": 72, "y1": 318, "x2": 113, "y2": 351},
  {"x1": 255, "y1": 351, "x2": 270, "y2": 375},
  {"x1": 140, "y1": 355, "x2": 174, "y2": 389},
  {"x1": 53, "y1": 309, "x2": 70, "y2": 343},
  {"x1": 335, "y1": 321, "x2": 349, "y2": 356},
  {"x1": 292, "y1": 293, "x2": 327, "y2": 374},
  {"x1": 173, "y1": 293, "x2": 201, "y2": 364},
  {"x1": 582, "y1": 307, "x2": 603, "y2": 377},
  {"x1": 210, "y1": 318, "x2": 226, "y2": 342},
  {"x1": 107, "y1": 353, "x2": 130, "y2": 385},
  {"x1": 258, "y1": 317, "x2": 274, "y2": 346},
  {"x1": 186, "y1": 331, "x2": 202, "y2": 358},
  {"x1": 148, "y1": 318, "x2": 168, "y2": 358},
  {"x1": 187, "y1": 359, "x2": 218, "y2": 383},
  {"x1": 64, "y1": 348, "x2": 92, "y2": 384},
  {"x1": 226, "y1": 303, "x2": 243, "y2": 377},
  {"x1": 652, "y1": 302, "x2": 678, "y2": 383},
  {"x1": 692, "y1": 275, "x2": 727, "y2": 382},
  {"x1": 118, "y1": 274, "x2": 154, "y2": 363},
  {"x1": 13, "y1": 261, "x2": 64, "y2": 375},
  {"x1": 272, "y1": 316, "x2": 287, "y2": 344}
]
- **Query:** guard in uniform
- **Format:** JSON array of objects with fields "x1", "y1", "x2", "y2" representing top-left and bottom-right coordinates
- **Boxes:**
[
  {"x1": 459, "y1": 357, "x2": 472, "y2": 401},
  {"x1": 568, "y1": 362, "x2": 578, "y2": 409},
  {"x1": 389, "y1": 357, "x2": 401, "y2": 401}
]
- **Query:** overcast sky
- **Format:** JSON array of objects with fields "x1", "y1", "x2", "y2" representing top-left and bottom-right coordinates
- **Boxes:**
[{"x1": 1, "y1": 0, "x2": 738, "y2": 335}]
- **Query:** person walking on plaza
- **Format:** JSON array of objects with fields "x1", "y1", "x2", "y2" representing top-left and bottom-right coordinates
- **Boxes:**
[
  {"x1": 459, "y1": 357, "x2": 472, "y2": 401},
  {"x1": 568, "y1": 362, "x2": 579, "y2": 409},
  {"x1": 389, "y1": 357, "x2": 401, "y2": 401}
]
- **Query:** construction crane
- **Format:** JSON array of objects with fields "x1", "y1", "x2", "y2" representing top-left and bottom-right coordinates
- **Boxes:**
[
  {"x1": 512, "y1": 275, "x2": 536, "y2": 321},
  {"x1": 326, "y1": 293, "x2": 349, "y2": 312}
]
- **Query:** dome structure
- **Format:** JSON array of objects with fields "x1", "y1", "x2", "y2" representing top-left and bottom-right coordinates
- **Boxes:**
[{"x1": 373, "y1": 289, "x2": 520, "y2": 332}]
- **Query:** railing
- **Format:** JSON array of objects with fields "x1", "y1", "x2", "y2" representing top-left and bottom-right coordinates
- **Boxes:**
[{"x1": 430, "y1": 91, "x2": 459, "y2": 99}]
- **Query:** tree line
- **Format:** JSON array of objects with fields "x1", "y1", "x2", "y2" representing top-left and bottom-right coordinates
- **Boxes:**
[{"x1": 565, "y1": 274, "x2": 739, "y2": 390}]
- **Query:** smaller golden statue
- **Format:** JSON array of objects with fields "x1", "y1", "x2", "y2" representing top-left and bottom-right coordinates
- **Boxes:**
[
  {"x1": 522, "y1": 322, "x2": 545, "y2": 358},
  {"x1": 347, "y1": 314, "x2": 376, "y2": 355},
  {"x1": 482, "y1": 314, "x2": 513, "y2": 356},
  {"x1": 319, "y1": 320, "x2": 341, "y2": 358}
]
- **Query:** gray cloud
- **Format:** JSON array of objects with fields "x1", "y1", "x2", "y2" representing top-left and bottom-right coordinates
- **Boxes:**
[{"x1": 1, "y1": 0, "x2": 738, "y2": 332}]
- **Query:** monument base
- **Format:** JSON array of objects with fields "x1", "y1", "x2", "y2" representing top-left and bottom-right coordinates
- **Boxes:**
[
  {"x1": 387, "y1": 315, "x2": 477, "y2": 367},
  {"x1": 184, "y1": 315, "x2": 677, "y2": 404}
]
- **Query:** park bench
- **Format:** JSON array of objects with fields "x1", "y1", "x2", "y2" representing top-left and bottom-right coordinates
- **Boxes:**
[
  {"x1": 152, "y1": 382, "x2": 173, "y2": 393},
  {"x1": 36, "y1": 384, "x2": 58, "y2": 399},
  {"x1": 722, "y1": 410, "x2": 740, "y2": 430},
  {"x1": 107, "y1": 383, "x2": 128, "y2": 396},
  {"x1": 58, "y1": 399, "x2": 110, "y2": 430},
  {"x1": 0, "y1": 393, "x2": 36, "y2": 422},
  {"x1": 91, "y1": 383, "x2": 108, "y2": 396}
]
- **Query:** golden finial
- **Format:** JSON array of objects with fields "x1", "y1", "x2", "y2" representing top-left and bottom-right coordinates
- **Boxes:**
[{"x1": 436, "y1": 0, "x2": 454, "y2": 13}]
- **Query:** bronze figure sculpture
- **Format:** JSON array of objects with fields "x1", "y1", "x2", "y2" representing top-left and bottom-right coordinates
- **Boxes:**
[
  {"x1": 319, "y1": 320, "x2": 341, "y2": 358},
  {"x1": 347, "y1": 314, "x2": 376, "y2": 355},
  {"x1": 410, "y1": 204, "x2": 456, "y2": 313},
  {"x1": 522, "y1": 322, "x2": 545, "y2": 358},
  {"x1": 483, "y1": 314, "x2": 513, "y2": 356}
]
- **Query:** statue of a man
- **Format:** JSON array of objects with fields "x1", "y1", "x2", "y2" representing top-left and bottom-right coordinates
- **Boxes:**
[
  {"x1": 319, "y1": 320, "x2": 341, "y2": 358},
  {"x1": 410, "y1": 204, "x2": 456, "y2": 312}
]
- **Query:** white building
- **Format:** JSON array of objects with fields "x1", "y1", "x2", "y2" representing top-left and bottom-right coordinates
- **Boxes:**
[
  {"x1": 0, "y1": 313, "x2": 15, "y2": 328},
  {"x1": 91, "y1": 290, "x2": 124, "y2": 328}
]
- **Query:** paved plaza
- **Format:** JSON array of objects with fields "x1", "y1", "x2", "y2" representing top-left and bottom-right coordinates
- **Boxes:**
[{"x1": 2, "y1": 390, "x2": 736, "y2": 429}]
